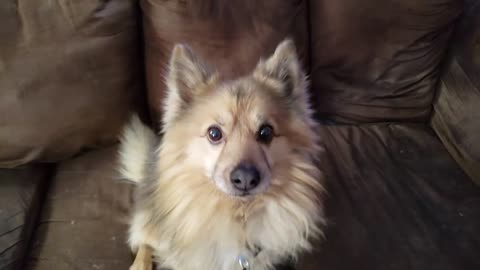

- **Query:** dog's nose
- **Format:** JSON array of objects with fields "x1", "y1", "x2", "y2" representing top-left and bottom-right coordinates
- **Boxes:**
[{"x1": 230, "y1": 164, "x2": 261, "y2": 192}]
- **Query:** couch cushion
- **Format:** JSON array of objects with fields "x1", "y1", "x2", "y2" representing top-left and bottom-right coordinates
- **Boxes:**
[
  {"x1": 297, "y1": 124, "x2": 480, "y2": 270},
  {"x1": 0, "y1": 0, "x2": 144, "y2": 167},
  {"x1": 308, "y1": 0, "x2": 462, "y2": 123},
  {"x1": 25, "y1": 147, "x2": 134, "y2": 270},
  {"x1": 0, "y1": 165, "x2": 51, "y2": 270},
  {"x1": 141, "y1": 0, "x2": 310, "y2": 130},
  {"x1": 23, "y1": 127, "x2": 480, "y2": 270},
  {"x1": 431, "y1": 0, "x2": 480, "y2": 186}
]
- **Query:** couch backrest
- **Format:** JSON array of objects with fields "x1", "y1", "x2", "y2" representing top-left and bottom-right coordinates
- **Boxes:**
[
  {"x1": 0, "y1": 0, "x2": 145, "y2": 167},
  {"x1": 431, "y1": 0, "x2": 480, "y2": 185},
  {"x1": 142, "y1": 0, "x2": 463, "y2": 126},
  {"x1": 308, "y1": 0, "x2": 463, "y2": 123},
  {"x1": 1, "y1": 0, "x2": 473, "y2": 170},
  {"x1": 141, "y1": 0, "x2": 310, "y2": 131}
]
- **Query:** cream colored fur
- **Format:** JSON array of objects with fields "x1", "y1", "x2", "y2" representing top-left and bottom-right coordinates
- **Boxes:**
[
  {"x1": 119, "y1": 39, "x2": 325, "y2": 270},
  {"x1": 118, "y1": 115, "x2": 157, "y2": 184}
]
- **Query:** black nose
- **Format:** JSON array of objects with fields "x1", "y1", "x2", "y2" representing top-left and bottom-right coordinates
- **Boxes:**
[{"x1": 230, "y1": 164, "x2": 261, "y2": 192}]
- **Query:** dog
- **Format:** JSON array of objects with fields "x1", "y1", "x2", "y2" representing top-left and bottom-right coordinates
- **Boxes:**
[{"x1": 118, "y1": 39, "x2": 325, "y2": 270}]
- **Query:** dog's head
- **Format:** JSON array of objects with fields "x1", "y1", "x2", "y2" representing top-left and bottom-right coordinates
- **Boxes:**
[{"x1": 160, "y1": 40, "x2": 319, "y2": 199}]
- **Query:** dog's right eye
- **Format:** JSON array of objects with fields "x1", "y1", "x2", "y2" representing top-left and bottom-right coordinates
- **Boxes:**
[{"x1": 207, "y1": 126, "x2": 223, "y2": 144}]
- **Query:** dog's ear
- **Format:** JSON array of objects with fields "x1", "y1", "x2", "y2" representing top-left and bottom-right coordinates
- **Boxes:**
[
  {"x1": 253, "y1": 39, "x2": 307, "y2": 99},
  {"x1": 163, "y1": 44, "x2": 215, "y2": 128}
]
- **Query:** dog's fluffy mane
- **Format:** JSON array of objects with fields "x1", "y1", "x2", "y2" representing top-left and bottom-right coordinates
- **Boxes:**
[{"x1": 118, "y1": 40, "x2": 325, "y2": 270}]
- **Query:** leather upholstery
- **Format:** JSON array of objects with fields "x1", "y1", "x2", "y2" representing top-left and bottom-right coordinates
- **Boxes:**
[
  {"x1": 0, "y1": 166, "x2": 51, "y2": 269},
  {"x1": 0, "y1": 0, "x2": 144, "y2": 167},
  {"x1": 1, "y1": 1, "x2": 479, "y2": 270},
  {"x1": 432, "y1": 0, "x2": 480, "y2": 185},
  {"x1": 298, "y1": 124, "x2": 480, "y2": 270},
  {"x1": 141, "y1": 0, "x2": 310, "y2": 130},
  {"x1": 308, "y1": 0, "x2": 463, "y2": 123},
  {"x1": 25, "y1": 147, "x2": 133, "y2": 270}
]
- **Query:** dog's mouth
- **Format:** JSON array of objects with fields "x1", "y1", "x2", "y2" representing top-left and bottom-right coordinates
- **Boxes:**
[
  {"x1": 235, "y1": 191, "x2": 252, "y2": 197},
  {"x1": 224, "y1": 188, "x2": 251, "y2": 198},
  {"x1": 229, "y1": 186, "x2": 267, "y2": 199},
  {"x1": 230, "y1": 191, "x2": 256, "y2": 202},
  {"x1": 221, "y1": 186, "x2": 260, "y2": 199}
]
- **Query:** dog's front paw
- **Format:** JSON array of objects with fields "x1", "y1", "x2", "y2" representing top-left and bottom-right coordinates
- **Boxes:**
[
  {"x1": 129, "y1": 261, "x2": 153, "y2": 270},
  {"x1": 130, "y1": 244, "x2": 154, "y2": 270}
]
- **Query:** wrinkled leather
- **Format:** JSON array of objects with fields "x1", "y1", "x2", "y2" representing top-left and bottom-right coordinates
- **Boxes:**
[
  {"x1": 141, "y1": 0, "x2": 310, "y2": 131},
  {"x1": 25, "y1": 147, "x2": 133, "y2": 270},
  {"x1": 0, "y1": 0, "x2": 144, "y2": 167},
  {"x1": 0, "y1": 166, "x2": 51, "y2": 270},
  {"x1": 309, "y1": 0, "x2": 463, "y2": 123},
  {"x1": 297, "y1": 124, "x2": 480, "y2": 270},
  {"x1": 432, "y1": 0, "x2": 480, "y2": 186}
]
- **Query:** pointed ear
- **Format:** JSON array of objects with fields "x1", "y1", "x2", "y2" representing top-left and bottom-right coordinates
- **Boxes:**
[
  {"x1": 253, "y1": 39, "x2": 307, "y2": 99},
  {"x1": 163, "y1": 44, "x2": 215, "y2": 128}
]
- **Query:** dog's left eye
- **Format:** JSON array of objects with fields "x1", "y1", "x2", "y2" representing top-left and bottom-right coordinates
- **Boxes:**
[{"x1": 257, "y1": 124, "x2": 274, "y2": 144}]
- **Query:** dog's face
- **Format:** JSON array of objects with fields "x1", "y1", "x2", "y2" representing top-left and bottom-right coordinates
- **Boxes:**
[{"x1": 161, "y1": 40, "x2": 317, "y2": 198}]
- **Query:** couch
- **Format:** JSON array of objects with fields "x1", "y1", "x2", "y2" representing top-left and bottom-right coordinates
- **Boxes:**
[{"x1": 1, "y1": 0, "x2": 479, "y2": 269}]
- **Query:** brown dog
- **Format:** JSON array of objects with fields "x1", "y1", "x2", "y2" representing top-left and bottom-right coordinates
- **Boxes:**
[{"x1": 119, "y1": 39, "x2": 325, "y2": 270}]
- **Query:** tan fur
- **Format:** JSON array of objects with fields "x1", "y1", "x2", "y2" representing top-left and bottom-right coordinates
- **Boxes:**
[
  {"x1": 119, "y1": 39, "x2": 325, "y2": 270},
  {"x1": 130, "y1": 245, "x2": 153, "y2": 270}
]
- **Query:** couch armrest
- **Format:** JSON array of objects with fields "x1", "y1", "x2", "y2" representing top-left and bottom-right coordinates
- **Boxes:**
[{"x1": 431, "y1": 0, "x2": 480, "y2": 185}]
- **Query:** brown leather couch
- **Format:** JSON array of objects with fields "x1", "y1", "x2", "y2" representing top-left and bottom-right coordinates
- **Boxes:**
[{"x1": 1, "y1": 0, "x2": 479, "y2": 269}]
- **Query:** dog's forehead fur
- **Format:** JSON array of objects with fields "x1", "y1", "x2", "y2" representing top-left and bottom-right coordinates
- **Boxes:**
[{"x1": 183, "y1": 77, "x2": 290, "y2": 131}]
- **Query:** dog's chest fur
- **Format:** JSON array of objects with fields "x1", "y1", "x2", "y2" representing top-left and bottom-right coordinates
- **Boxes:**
[{"x1": 130, "y1": 184, "x2": 313, "y2": 270}]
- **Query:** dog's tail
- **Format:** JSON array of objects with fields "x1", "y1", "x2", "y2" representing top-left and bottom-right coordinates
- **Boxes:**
[{"x1": 118, "y1": 115, "x2": 157, "y2": 184}]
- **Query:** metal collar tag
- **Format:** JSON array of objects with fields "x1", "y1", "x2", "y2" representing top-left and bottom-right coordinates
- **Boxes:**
[{"x1": 236, "y1": 255, "x2": 250, "y2": 270}]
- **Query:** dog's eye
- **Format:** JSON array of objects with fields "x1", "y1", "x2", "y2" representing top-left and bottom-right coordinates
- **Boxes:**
[
  {"x1": 257, "y1": 124, "x2": 274, "y2": 144},
  {"x1": 207, "y1": 126, "x2": 223, "y2": 144}
]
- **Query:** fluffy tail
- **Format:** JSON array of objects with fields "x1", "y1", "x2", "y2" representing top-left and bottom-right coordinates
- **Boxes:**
[{"x1": 118, "y1": 115, "x2": 157, "y2": 184}]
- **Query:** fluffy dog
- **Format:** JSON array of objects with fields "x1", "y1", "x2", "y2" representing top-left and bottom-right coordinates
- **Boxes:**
[{"x1": 118, "y1": 39, "x2": 325, "y2": 270}]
